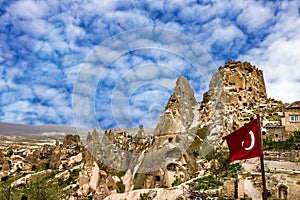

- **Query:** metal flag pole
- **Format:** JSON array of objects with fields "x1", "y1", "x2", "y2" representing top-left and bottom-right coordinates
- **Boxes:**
[{"x1": 256, "y1": 114, "x2": 268, "y2": 200}]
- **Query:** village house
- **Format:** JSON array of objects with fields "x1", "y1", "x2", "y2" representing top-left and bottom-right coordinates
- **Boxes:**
[{"x1": 284, "y1": 101, "x2": 300, "y2": 135}]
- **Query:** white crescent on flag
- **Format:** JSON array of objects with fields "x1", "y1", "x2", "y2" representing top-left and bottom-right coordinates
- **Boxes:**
[{"x1": 244, "y1": 130, "x2": 255, "y2": 150}]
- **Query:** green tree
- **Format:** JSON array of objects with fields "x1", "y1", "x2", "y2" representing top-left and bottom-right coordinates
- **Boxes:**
[
  {"x1": 205, "y1": 146, "x2": 229, "y2": 178},
  {"x1": 205, "y1": 146, "x2": 242, "y2": 182},
  {"x1": 193, "y1": 175, "x2": 223, "y2": 190},
  {"x1": 172, "y1": 177, "x2": 182, "y2": 187},
  {"x1": 138, "y1": 193, "x2": 151, "y2": 200},
  {"x1": 23, "y1": 175, "x2": 63, "y2": 200},
  {"x1": 228, "y1": 163, "x2": 242, "y2": 178},
  {"x1": 264, "y1": 134, "x2": 296, "y2": 151},
  {"x1": 7, "y1": 148, "x2": 13, "y2": 157},
  {"x1": 116, "y1": 182, "x2": 125, "y2": 193},
  {"x1": 0, "y1": 184, "x2": 11, "y2": 200},
  {"x1": 294, "y1": 131, "x2": 300, "y2": 142},
  {"x1": 189, "y1": 126, "x2": 208, "y2": 158}
]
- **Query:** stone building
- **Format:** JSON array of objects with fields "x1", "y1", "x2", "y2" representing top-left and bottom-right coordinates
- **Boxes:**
[
  {"x1": 265, "y1": 126, "x2": 286, "y2": 141},
  {"x1": 237, "y1": 171, "x2": 300, "y2": 200},
  {"x1": 284, "y1": 101, "x2": 300, "y2": 134}
]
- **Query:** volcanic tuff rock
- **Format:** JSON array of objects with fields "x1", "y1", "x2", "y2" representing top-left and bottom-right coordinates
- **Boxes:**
[
  {"x1": 151, "y1": 61, "x2": 280, "y2": 157},
  {"x1": 198, "y1": 60, "x2": 277, "y2": 145},
  {"x1": 125, "y1": 76, "x2": 199, "y2": 190},
  {"x1": 2, "y1": 60, "x2": 298, "y2": 199},
  {"x1": 220, "y1": 60, "x2": 267, "y2": 107},
  {"x1": 63, "y1": 134, "x2": 81, "y2": 147},
  {"x1": 86, "y1": 76, "x2": 199, "y2": 192},
  {"x1": 93, "y1": 61, "x2": 283, "y2": 186},
  {"x1": 0, "y1": 150, "x2": 4, "y2": 165},
  {"x1": 154, "y1": 76, "x2": 198, "y2": 135}
]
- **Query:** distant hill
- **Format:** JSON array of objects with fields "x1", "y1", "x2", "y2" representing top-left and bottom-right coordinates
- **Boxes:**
[{"x1": 0, "y1": 122, "x2": 90, "y2": 138}]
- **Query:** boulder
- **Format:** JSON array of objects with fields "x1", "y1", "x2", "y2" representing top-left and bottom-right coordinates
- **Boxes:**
[
  {"x1": 55, "y1": 170, "x2": 70, "y2": 181},
  {"x1": 89, "y1": 161, "x2": 100, "y2": 191},
  {"x1": 0, "y1": 150, "x2": 4, "y2": 165},
  {"x1": 2, "y1": 160, "x2": 10, "y2": 172},
  {"x1": 63, "y1": 134, "x2": 81, "y2": 147},
  {"x1": 78, "y1": 183, "x2": 89, "y2": 197},
  {"x1": 78, "y1": 171, "x2": 90, "y2": 187}
]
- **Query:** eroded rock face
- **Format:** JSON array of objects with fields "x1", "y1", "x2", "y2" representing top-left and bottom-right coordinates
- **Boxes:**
[
  {"x1": 198, "y1": 61, "x2": 269, "y2": 142},
  {"x1": 41, "y1": 144, "x2": 55, "y2": 158},
  {"x1": 86, "y1": 76, "x2": 199, "y2": 191},
  {"x1": 220, "y1": 60, "x2": 267, "y2": 108},
  {"x1": 78, "y1": 171, "x2": 89, "y2": 187},
  {"x1": 77, "y1": 157, "x2": 119, "y2": 199},
  {"x1": 173, "y1": 76, "x2": 198, "y2": 125},
  {"x1": 49, "y1": 144, "x2": 63, "y2": 169},
  {"x1": 63, "y1": 134, "x2": 81, "y2": 147},
  {"x1": 155, "y1": 76, "x2": 197, "y2": 135},
  {"x1": 89, "y1": 161, "x2": 100, "y2": 191},
  {"x1": 0, "y1": 150, "x2": 4, "y2": 165},
  {"x1": 25, "y1": 149, "x2": 41, "y2": 165},
  {"x1": 79, "y1": 62, "x2": 282, "y2": 195},
  {"x1": 123, "y1": 76, "x2": 199, "y2": 190},
  {"x1": 2, "y1": 160, "x2": 10, "y2": 172}
]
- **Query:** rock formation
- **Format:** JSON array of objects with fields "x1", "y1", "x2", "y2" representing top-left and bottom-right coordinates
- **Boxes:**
[
  {"x1": 0, "y1": 150, "x2": 4, "y2": 165},
  {"x1": 63, "y1": 134, "x2": 81, "y2": 147},
  {"x1": 196, "y1": 60, "x2": 285, "y2": 156},
  {"x1": 49, "y1": 143, "x2": 64, "y2": 169},
  {"x1": 1, "y1": 60, "x2": 299, "y2": 200},
  {"x1": 221, "y1": 61, "x2": 267, "y2": 106},
  {"x1": 199, "y1": 61, "x2": 267, "y2": 138},
  {"x1": 154, "y1": 76, "x2": 198, "y2": 135},
  {"x1": 2, "y1": 160, "x2": 10, "y2": 172},
  {"x1": 127, "y1": 76, "x2": 199, "y2": 190},
  {"x1": 132, "y1": 60, "x2": 283, "y2": 160},
  {"x1": 88, "y1": 76, "x2": 199, "y2": 192}
]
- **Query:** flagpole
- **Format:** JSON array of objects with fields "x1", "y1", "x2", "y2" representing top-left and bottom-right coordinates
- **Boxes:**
[{"x1": 257, "y1": 114, "x2": 267, "y2": 200}]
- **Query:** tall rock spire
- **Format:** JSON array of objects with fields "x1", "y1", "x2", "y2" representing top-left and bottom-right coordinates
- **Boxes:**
[{"x1": 154, "y1": 76, "x2": 197, "y2": 135}]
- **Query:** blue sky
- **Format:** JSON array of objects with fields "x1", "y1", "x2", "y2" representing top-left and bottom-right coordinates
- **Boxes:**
[{"x1": 0, "y1": 0, "x2": 300, "y2": 129}]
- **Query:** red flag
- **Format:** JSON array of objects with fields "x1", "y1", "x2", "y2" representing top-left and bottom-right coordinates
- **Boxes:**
[{"x1": 223, "y1": 118, "x2": 260, "y2": 163}]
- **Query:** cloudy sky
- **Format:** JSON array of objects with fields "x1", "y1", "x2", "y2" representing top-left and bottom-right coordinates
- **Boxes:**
[{"x1": 0, "y1": 0, "x2": 299, "y2": 129}]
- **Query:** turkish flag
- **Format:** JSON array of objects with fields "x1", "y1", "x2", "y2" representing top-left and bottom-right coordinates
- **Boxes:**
[{"x1": 223, "y1": 118, "x2": 261, "y2": 163}]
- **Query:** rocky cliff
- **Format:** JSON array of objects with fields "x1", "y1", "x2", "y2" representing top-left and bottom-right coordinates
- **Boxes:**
[
  {"x1": 99, "y1": 60, "x2": 288, "y2": 198},
  {"x1": 195, "y1": 60, "x2": 286, "y2": 156},
  {"x1": 1, "y1": 60, "x2": 297, "y2": 200},
  {"x1": 88, "y1": 76, "x2": 200, "y2": 192},
  {"x1": 154, "y1": 76, "x2": 198, "y2": 135},
  {"x1": 100, "y1": 60, "x2": 288, "y2": 199},
  {"x1": 152, "y1": 61, "x2": 281, "y2": 157},
  {"x1": 199, "y1": 61, "x2": 267, "y2": 133},
  {"x1": 153, "y1": 61, "x2": 270, "y2": 151}
]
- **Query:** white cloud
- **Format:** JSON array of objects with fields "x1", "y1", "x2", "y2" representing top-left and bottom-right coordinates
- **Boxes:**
[
  {"x1": 21, "y1": 19, "x2": 53, "y2": 37},
  {"x1": 240, "y1": 38, "x2": 300, "y2": 103},
  {"x1": 238, "y1": 1, "x2": 300, "y2": 103},
  {"x1": 1, "y1": 0, "x2": 300, "y2": 128},
  {"x1": 236, "y1": 1, "x2": 274, "y2": 32},
  {"x1": 7, "y1": 0, "x2": 51, "y2": 19}
]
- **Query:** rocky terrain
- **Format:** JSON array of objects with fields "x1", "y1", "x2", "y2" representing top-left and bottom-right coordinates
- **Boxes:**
[{"x1": 0, "y1": 60, "x2": 299, "y2": 199}]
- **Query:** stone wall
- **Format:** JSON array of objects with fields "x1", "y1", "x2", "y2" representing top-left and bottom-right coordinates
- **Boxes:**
[
  {"x1": 264, "y1": 150, "x2": 300, "y2": 162},
  {"x1": 220, "y1": 179, "x2": 235, "y2": 198},
  {"x1": 265, "y1": 126, "x2": 286, "y2": 141},
  {"x1": 237, "y1": 171, "x2": 300, "y2": 200}
]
